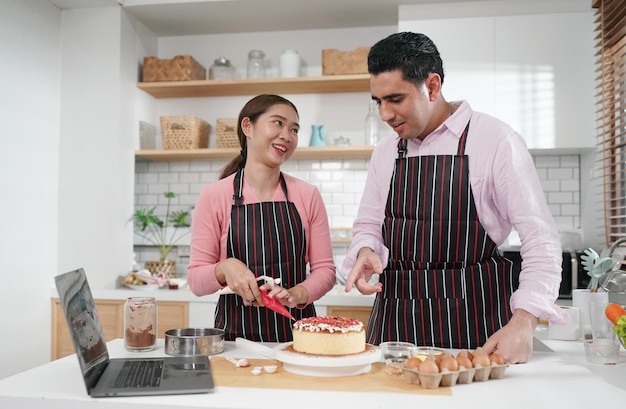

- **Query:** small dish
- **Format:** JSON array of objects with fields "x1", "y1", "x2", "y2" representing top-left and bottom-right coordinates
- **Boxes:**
[
  {"x1": 263, "y1": 365, "x2": 278, "y2": 374},
  {"x1": 414, "y1": 346, "x2": 445, "y2": 361}
]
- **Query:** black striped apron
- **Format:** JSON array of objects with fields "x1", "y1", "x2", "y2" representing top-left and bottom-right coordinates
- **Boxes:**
[
  {"x1": 214, "y1": 170, "x2": 316, "y2": 342},
  {"x1": 368, "y1": 122, "x2": 520, "y2": 349}
]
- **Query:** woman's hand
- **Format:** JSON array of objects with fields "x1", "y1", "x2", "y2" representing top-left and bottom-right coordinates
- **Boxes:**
[
  {"x1": 215, "y1": 258, "x2": 262, "y2": 304},
  {"x1": 260, "y1": 283, "x2": 308, "y2": 308}
]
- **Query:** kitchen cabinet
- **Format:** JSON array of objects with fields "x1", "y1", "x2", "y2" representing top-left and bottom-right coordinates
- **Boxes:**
[
  {"x1": 135, "y1": 75, "x2": 374, "y2": 161},
  {"x1": 50, "y1": 299, "x2": 189, "y2": 360},
  {"x1": 327, "y1": 306, "x2": 372, "y2": 330}
]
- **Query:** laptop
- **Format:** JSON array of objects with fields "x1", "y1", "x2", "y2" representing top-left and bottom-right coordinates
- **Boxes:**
[{"x1": 55, "y1": 268, "x2": 215, "y2": 397}]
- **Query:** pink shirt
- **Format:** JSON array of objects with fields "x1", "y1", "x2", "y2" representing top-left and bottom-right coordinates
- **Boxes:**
[
  {"x1": 188, "y1": 172, "x2": 336, "y2": 305},
  {"x1": 341, "y1": 100, "x2": 568, "y2": 324}
]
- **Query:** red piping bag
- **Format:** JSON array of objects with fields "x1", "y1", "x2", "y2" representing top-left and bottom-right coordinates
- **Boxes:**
[{"x1": 261, "y1": 291, "x2": 295, "y2": 321}]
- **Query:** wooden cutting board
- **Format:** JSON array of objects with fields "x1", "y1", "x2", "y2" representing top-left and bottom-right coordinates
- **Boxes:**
[{"x1": 210, "y1": 357, "x2": 452, "y2": 395}]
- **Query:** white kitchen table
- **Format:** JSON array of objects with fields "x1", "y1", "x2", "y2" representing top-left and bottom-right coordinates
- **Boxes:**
[{"x1": 0, "y1": 328, "x2": 623, "y2": 409}]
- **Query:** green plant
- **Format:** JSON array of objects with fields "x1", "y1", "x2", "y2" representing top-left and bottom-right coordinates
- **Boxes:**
[{"x1": 132, "y1": 192, "x2": 190, "y2": 260}]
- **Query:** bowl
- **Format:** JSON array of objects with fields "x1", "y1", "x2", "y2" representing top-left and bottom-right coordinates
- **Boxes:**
[
  {"x1": 164, "y1": 328, "x2": 225, "y2": 356},
  {"x1": 414, "y1": 346, "x2": 445, "y2": 361},
  {"x1": 379, "y1": 341, "x2": 417, "y2": 376}
]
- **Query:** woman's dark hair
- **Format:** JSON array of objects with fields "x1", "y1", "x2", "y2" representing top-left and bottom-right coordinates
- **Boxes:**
[
  {"x1": 219, "y1": 94, "x2": 298, "y2": 179},
  {"x1": 367, "y1": 32, "x2": 444, "y2": 86}
]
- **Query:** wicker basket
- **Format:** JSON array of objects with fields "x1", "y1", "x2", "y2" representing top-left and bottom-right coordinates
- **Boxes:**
[
  {"x1": 143, "y1": 55, "x2": 206, "y2": 82},
  {"x1": 216, "y1": 118, "x2": 240, "y2": 148},
  {"x1": 322, "y1": 47, "x2": 370, "y2": 75},
  {"x1": 160, "y1": 115, "x2": 210, "y2": 150},
  {"x1": 144, "y1": 260, "x2": 177, "y2": 279}
]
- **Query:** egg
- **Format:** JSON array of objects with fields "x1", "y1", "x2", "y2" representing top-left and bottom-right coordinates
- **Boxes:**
[
  {"x1": 455, "y1": 350, "x2": 474, "y2": 369},
  {"x1": 471, "y1": 351, "x2": 491, "y2": 367},
  {"x1": 457, "y1": 349, "x2": 474, "y2": 362},
  {"x1": 405, "y1": 357, "x2": 422, "y2": 370},
  {"x1": 455, "y1": 354, "x2": 473, "y2": 369},
  {"x1": 418, "y1": 358, "x2": 440, "y2": 374},
  {"x1": 489, "y1": 352, "x2": 505, "y2": 365},
  {"x1": 438, "y1": 354, "x2": 459, "y2": 372}
]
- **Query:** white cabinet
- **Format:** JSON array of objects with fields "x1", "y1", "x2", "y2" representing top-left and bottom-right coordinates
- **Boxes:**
[{"x1": 399, "y1": 10, "x2": 595, "y2": 150}]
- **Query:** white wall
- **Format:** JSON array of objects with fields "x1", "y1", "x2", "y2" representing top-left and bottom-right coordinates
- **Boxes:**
[
  {"x1": 57, "y1": 7, "x2": 135, "y2": 290},
  {"x1": 0, "y1": 0, "x2": 61, "y2": 379},
  {"x1": 152, "y1": 26, "x2": 396, "y2": 148}
]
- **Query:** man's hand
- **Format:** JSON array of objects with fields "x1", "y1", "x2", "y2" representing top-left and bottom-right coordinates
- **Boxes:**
[
  {"x1": 481, "y1": 309, "x2": 539, "y2": 363},
  {"x1": 344, "y1": 247, "x2": 384, "y2": 295}
]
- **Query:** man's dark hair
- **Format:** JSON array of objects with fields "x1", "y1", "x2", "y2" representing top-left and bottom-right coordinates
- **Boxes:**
[{"x1": 367, "y1": 32, "x2": 445, "y2": 86}]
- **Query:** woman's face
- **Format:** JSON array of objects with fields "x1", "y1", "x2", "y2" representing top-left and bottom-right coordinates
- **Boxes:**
[{"x1": 243, "y1": 103, "x2": 299, "y2": 167}]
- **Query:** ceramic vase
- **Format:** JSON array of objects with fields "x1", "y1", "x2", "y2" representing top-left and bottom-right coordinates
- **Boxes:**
[{"x1": 309, "y1": 125, "x2": 326, "y2": 147}]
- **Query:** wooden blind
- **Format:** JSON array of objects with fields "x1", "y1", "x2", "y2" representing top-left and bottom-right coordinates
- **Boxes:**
[{"x1": 593, "y1": 0, "x2": 626, "y2": 249}]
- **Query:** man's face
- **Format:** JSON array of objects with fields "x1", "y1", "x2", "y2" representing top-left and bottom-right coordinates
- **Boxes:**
[{"x1": 370, "y1": 70, "x2": 437, "y2": 140}]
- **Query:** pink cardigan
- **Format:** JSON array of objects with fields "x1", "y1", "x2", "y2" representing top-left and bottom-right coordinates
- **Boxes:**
[{"x1": 188, "y1": 172, "x2": 336, "y2": 305}]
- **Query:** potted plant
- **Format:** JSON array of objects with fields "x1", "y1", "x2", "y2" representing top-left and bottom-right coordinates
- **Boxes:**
[{"x1": 132, "y1": 192, "x2": 190, "y2": 278}]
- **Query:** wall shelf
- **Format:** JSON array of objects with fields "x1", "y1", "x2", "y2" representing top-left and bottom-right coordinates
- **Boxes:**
[
  {"x1": 135, "y1": 146, "x2": 374, "y2": 161},
  {"x1": 136, "y1": 74, "x2": 371, "y2": 98}
]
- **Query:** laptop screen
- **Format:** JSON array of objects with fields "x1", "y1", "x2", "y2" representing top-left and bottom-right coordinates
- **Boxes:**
[{"x1": 55, "y1": 268, "x2": 110, "y2": 393}]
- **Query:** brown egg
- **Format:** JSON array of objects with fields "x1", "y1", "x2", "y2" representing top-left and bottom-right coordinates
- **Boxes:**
[
  {"x1": 457, "y1": 349, "x2": 474, "y2": 362},
  {"x1": 455, "y1": 353, "x2": 473, "y2": 369},
  {"x1": 419, "y1": 358, "x2": 440, "y2": 374},
  {"x1": 471, "y1": 352, "x2": 491, "y2": 367},
  {"x1": 405, "y1": 357, "x2": 421, "y2": 370},
  {"x1": 489, "y1": 352, "x2": 505, "y2": 365},
  {"x1": 438, "y1": 355, "x2": 459, "y2": 372}
]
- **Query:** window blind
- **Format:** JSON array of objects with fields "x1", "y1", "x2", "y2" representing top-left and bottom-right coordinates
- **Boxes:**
[{"x1": 592, "y1": 0, "x2": 626, "y2": 252}]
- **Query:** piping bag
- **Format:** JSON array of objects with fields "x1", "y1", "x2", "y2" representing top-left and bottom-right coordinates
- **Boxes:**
[
  {"x1": 261, "y1": 290, "x2": 296, "y2": 321},
  {"x1": 216, "y1": 275, "x2": 295, "y2": 320}
]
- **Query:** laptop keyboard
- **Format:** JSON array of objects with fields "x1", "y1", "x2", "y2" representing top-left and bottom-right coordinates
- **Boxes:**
[{"x1": 113, "y1": 360, "x2": 164, "y2": 389}]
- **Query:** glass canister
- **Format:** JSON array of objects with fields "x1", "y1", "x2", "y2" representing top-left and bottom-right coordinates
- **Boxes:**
[
  {"x1": 209, "y1": 57, "x2": 235, "y2": 80},
  {"x1": 247, "y1": 49, "x2": 266, "y2": 79},
  {"x1": 279, "y1": 49, "x2": 300, "y2": 78},
  {"x1": 124, "y1": 297, "x2": 157, "y2": 352}
]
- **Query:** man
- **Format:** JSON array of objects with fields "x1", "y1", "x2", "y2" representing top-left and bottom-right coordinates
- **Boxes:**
[{"x1": 342, "y1": 32, "x2": 567, "y2": 363}]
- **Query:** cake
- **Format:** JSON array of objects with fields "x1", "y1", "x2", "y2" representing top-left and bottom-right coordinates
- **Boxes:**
[{"x1": 292, "y1": 316, "x2": 365, "y2": 355}]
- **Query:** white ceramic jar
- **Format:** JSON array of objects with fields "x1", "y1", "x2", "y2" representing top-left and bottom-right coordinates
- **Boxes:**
[{"x1": 280, "y1": 49, "x2": 300, "y2": 78}]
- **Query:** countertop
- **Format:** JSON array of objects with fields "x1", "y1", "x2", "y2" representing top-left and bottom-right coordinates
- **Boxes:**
[
  {"x1": 50, "y1": 284, "x2": 377, "y2": 307},
  {"x1": 1, "y1": 327, "x2": 624, "y2": 409}
]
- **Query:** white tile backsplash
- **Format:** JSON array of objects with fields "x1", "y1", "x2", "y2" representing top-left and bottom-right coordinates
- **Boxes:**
[{"x1": 134, "y1": 153, "x2": 581, "y2": 271}]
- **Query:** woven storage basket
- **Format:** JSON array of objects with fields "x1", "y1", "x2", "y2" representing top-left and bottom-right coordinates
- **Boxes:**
[
  {"x1": 216, "y1": 118, "x2": 240, "y2": 148},
  {"x1": 160, "y1": 115, "x2": 210, "y2": 150},
  {"x1": 322, "y1": 47, "x2": 370, "y2": 75},
  {"x1": 143, "y1": 55, "x2": 206, "y2": 82}
]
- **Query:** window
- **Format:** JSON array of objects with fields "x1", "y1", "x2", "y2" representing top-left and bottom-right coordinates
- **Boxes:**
[{"x1": 593, "y1": 0, "x2": 626, "y2": 250}]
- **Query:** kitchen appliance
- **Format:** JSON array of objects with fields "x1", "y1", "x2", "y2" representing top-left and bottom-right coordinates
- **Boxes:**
[{"x1": 500, "y1": 250, "x2": 586, "y2": 299}]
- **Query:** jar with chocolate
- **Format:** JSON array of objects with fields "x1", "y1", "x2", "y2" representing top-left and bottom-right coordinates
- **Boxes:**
[{"x1": 124, "y1": 297, "x2": 157, "y2": 351}]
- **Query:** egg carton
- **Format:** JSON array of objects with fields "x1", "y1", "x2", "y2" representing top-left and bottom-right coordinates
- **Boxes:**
[{"x1": 403, "y1": 363, "x2": 509, "y2": 389}]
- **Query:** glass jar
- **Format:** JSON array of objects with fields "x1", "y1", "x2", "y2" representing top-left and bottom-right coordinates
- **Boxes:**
[
  {"x1": 209, "y1": 57, "x2": 235, "y2": 80},
  {"x1": 365, "y1": 99, "x2": 380, "y2": 146},
  {"x1": 247, "y1": 49, "x2": 266, "y2": 79},
  {"x1": 124, "y1": 297, "x2": 157, "y2": 352}
]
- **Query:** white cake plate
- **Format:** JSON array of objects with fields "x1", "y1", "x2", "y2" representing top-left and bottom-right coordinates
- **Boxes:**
[{"x1": 273, "y1": 342, "x2": 381, "y2": 377}]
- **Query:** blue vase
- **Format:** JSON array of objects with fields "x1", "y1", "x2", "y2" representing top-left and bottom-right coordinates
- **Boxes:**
[{"x1": 309, "y1": 125, "x2": 327, "y2": 147}]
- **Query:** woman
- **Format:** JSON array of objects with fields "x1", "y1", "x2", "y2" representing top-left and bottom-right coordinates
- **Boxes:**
[{"x1": 188, "y1": 94, "x2": 336, "y2": 342}]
